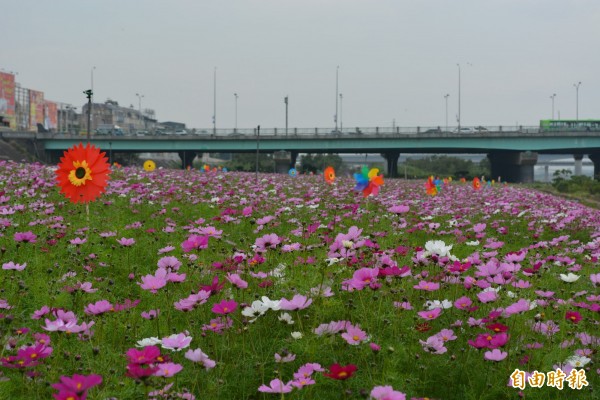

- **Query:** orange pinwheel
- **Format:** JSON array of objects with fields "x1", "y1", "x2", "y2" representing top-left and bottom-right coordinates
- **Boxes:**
[
  {"x1": 473, "y1": 177, "x2": 481, "y2": 190},
  {"x1": 425, "y1": 176, "x2": 437, "y2": 196},
  {"x1": 56, "y1": 143, "x2": 110, "y2": 203},
  {"x1": 324, "y1": 166, "x2": 336, "y2": 184}
]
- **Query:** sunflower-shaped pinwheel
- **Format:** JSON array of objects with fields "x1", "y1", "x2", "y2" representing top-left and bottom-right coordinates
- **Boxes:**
[
  {"x1": 56, "y1": 143, "x2": 110, "y2": 203},
  {"x1": 353, "y1": 166, "x2": 384, "y2": 197},
  {"x1": 324, "y1": 166, "x2": 335, "y2": 184}
]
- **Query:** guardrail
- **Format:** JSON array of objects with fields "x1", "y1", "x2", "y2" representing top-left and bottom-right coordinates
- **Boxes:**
[{"x1": 3, "y1": 125, "x2": 599, "y2": 140}]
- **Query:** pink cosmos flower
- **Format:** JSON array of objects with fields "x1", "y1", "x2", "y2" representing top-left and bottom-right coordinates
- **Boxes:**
[
  {"x1": 117, "y1": 237, "x2": 135, "y2": 246},
  {"x1": 32, "y1": 306, "x2": 51, "y2": 320},
  {"x1": 126, "y1": 346, "x2": 161, "y2": 365},
  {"x1": 291, "y1": 377, "x2": 316, "y2": 388},
  {"x1": 484, "y1": 349, "x2": 508, "y2": 361},
  {"x1": 69, "y1": 237, "x2": 87, "y2": 245},
  {"x1": 14, "y1": 231, "x2": 37, "y2": 243},
  {"x1": 181, "y1": 234, "x2": 209, "y2": 252},
  {"x1": 436, "y1": 329, "x2": 457, "y2": 342},
  {"x1": 139, "y1": 273, "x2": 167, "y2": 293},
  {"x1": 419, "y1": 336, "x2": 447, "y2": 354},
  {"x1": 141, "y1": 309, "x2": 159, "y2": 320},
  {"x1": 279, "y1": 294, "x2": 312, "y2": 311},
  {"x1": 293, "y1": 363, "x2": 324, "y2": 380},
  {"x1": 477, "y1": 290, "x2": 498, "y2": 303},
  {"x1": 417, "y1": 308, "x2": 442, "y2": 320},
  {"x1": 157, "y1": 256, "x2": 182, "y2": 271},
  {"x1": 2, "y1": 261, "x2": 26, "y2": 271},
  {"x1": 345, "y1": 267, "x2": 379, "y2": 291},
  {"x1": 254, "y1": 233, "x2": 281, "y2": 252},
  {"x1": 454, "y1": 296, "x2": 474, "y2": 310},
  {"x1": 51, "y1": 374, "x2": 102, "y2": 397},
  {"x1": 211, "y1": 299, "x2": 238, "y2": 315},
  {"x1": 226, "y1": 273, "x2": 248, "y2": 289},
  {"x1": 370, "y1": 385, "x2": 407, "y2": 400},
  {"x1": 161, "y1": 333, "x2": 192, "y2": 351},
  {"x1": 153, "y1": 362, "x2": 183, "y2": 377},
  {"x1": 185, "y1": 348, "x2": 216, "y2": 369},
  {"x1": 341, "y1": 325, "x2": 368, "y2": 345},
  {"x1": 565, "y1": 311, "x2": 582, "y2": 324},
  {"x1": 84, "y1": 300, "x2": 113, "y2": 315},
  {"x1": 413, "y1": 281, "x2": 440, "y2": 291},
  {"x1": 258, "y1": 379, "x2": 293, "y2": 393},
  {"x1": 590, "y1": 273, "x2": 600, "y2": 286}
]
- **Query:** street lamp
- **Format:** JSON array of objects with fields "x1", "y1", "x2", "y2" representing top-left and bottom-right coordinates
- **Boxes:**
[
  {"x1": 339, "y1": 93, "x2": 343, "y2": 132},
  {"x1": 212, "y1": 67, "x2": 217, "y2": 133},
  {"x1": 573, "y1": 82, "x2": 581, "y2": 120},
  {"x1": 234, "y1": 93, "x2": 238, "y2": 132},
  {"x1": 284, "y1": 96, "x2": 288, "y2": 136},
  {"x1": 550, "y1": 93, "x2": 556, "y2": 120},
  {"x1": 456, "y1": 62, "x2": 472, "y2": 130},
  {"x1": 136, "y1": 93, "x2": 145, "y2": 130},
  {"x1": 334, "y1": 66, "x2": 339, "y2": 132},
  {"x1": 444, "y1": 94, "x2": 450, "y2": 132},
  {"x1": 90, "y1": 66, "x2": 96, "y2": 130}
]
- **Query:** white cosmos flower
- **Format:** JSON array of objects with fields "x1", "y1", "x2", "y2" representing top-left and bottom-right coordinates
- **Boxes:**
[
  {"x1": 466, "y1": 240, "x2": 480, "y2": 246},
  {"x1": 326, "y1": 257, "x2": 343, "y2": 266},
  {"x1": 136, "y1": 337, "x2": 162, "y2": 347},
  {"x1": 291, "y1": 331, "x2": 303, "y2": 340},
  {"x1": 278, "y1": 312, "x2": 294, "y2": 325},
  {"x1": 424, "y1": 240, "x2": 453, "y2": 258},
  {"x1": 424, "y1": 300, "x2": 453, "y2": 310},
  {"x1": 560, "y1": 273, "x2": 580, "y2": 283},
  {"x1": 565, "y1": 355, "x2": 591, "y2": 368}
]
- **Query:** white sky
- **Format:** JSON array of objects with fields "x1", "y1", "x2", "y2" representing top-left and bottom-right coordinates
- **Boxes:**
[{"x1": 2, "y1": 0, "x2": 599, "y2": 130}]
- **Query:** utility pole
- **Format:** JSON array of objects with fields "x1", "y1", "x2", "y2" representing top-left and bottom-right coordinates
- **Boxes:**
[{"x1": 84, "y1": 89, "x2": 93, "y2": 143}]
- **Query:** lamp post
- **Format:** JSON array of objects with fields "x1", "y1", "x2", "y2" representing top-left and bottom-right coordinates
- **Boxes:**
[
  {"x1": 90, "y1": 66, "x2": 96, "y2": 131},
  {"x1": 212, "y1": 67, "x2": 217, "y2": 134},
  {"x1": 284, "y1": 96, "x2": 288, "y2": 136},
  {"x1": 550, "y1": 93, "x2": 556, "y2": 119},
  {"x1": 334, "y1": 66, "x2": 339, "y2": 132},
  {"x1": 339, "y1": 93, "x2": 343, "y2": 132},
  {"x1": 444, "y1": 94, "x2": 450, "y2": 132},
  {"x1": 234, "y1": 93, "x2": 238, "y2": 132},
  {"x1": 456, "y1": 64, "x2": 461, "y2": 130},
  {"x1": 573, "y1": 82, "x2": 581, "y2": 120},
  {"x1": 136, "y1": 93, "x2": 145, "y2": 130},
  {"x1": 84, "y1": 89, "x2": 93, "y2": 142}
]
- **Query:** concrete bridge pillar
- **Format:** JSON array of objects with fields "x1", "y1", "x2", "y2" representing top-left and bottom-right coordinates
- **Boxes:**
[
  {"x1": 588, "y1": 153, "x2": 600, "y2": 180},
  {"x1": 273, "y1": 151, "x2": 292, "y2": 173},
  {"x1": 488, "y1": 151, "x2": 538, "y2": 183},
  {"x1": 178, "y1": 151, "x2": 196, "y2": 169},
  {"x1": 573, "y1": 154, "x2": 584, "y2": 176},
  {"x1": 289, "y1": 151, "x2": 298, "y2": 170},
  {"x1": 382, "y1": 151, "x2": 400, "y2": 178}
]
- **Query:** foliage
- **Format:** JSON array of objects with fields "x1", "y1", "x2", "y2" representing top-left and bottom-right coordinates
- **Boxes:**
[
  {"x1": 402, "y1": 155, "x2": 490, "y2": 179},
  {"x1": 552, "y1": 169, "x2": 600, "y2": 196},
  {"x1": 300, "y1": 153, "x2": 345, "y2": 174},
  {"x1": 223, "y1": 152, "x2": 275, "y2": 172}
]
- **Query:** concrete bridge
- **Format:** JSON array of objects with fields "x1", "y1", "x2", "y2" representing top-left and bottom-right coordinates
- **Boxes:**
[{"x1": 3, "y1": 126, "x2": 600, "y2": 182}]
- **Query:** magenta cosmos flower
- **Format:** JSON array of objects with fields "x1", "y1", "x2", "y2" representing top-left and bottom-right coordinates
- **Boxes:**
[
  {"x1": 211, "y1": 299, "x2": 238, "y2": 315},
  {"x1": 417, "y1": 308, "x2": 442, "y2": 320},
  {"x1": 14, "y1": 231, "x2": 37, "y2": 243},
  {"x1": 51, "y1": 373, "x2": 102, "y2": 397}
]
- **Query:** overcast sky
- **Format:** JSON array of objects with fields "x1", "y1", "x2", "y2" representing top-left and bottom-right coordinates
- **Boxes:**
[{"x1": 3, "y1": 0, "x2": 599, "y2": 130}]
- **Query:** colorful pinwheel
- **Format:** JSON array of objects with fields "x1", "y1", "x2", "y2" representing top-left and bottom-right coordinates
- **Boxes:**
[
  {"x1": 425, "y1": 176, "x2": 438, "y2": 196},
  {"x1": 324, "y1": 166, "x2": 336, "y2": 184},
  {"x1": 288, "y1": 168, "x2": 298, "y2": 177},
  {"x1": 143, "y1": 160, "x2": 156, "y2": 172},
  {"x1": 353, "y1": 166, "x2": 384, "y2": 197},
  {"x1": 473, "y1": 177, "x2": 482, "y2": 190},
  {"x1": 55, "y1": 143, "x2": 110, "y2": 203}
]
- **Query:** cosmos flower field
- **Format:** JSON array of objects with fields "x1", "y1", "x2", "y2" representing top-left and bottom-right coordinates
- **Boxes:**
[{"x1": 0, "y1": 160, "x2": 598, "y2": 399}]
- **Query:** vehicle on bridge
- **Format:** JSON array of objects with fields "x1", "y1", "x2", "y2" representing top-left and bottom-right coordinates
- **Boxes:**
[
  {"x1": 452, "y1": 127, "x2": 476, "y2": 134},
  {"x1": 95, "y1": 124, "x2": 124, "y2": 136},
  {"x1": 540, "y1": 119, "x2": 600, "y2": 132}
]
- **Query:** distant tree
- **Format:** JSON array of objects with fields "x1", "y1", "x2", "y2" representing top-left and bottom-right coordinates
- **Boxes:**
[
  {"x1": 224, "y1": 153, "x2": 275, "y2": 172},
  {"x1": 300, "y1": 153, "x2": 345, "y2": 174},
  {"x1": 402, "y1": 155, "x2": 490, "y2": 179}
]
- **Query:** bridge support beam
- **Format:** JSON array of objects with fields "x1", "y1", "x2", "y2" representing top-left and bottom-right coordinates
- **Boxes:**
[
  {"x1": 178, "y1": 151, "x2": 196, "y2": 169},
  {"x1": 573, "y1": 154, "x2": 584, "y2": 176},
  {"x1": 488, "y1": 151, "x2": 537, "y2": 183},
  {"x1": 382, "y1": 151, "x2": 400, "y2": 178},
  {"x1": 588, "y1": 153, "x2": 600, "y2": 180}
]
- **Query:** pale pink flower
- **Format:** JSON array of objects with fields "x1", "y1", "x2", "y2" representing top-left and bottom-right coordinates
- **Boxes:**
[
  {"x1": 279, "y1": 294, "x2": 312, "y2": 311},
  {"x1": 370, "y1": 385, "x2": 406, "y2": 400},
  {"x1": 258, "y1": 379, "x2": 293, "y2": 393},
  {"x1": 484, "y1": 349, "x2": 508, "y2": 361},
  {"x1": 226, "y1": 273, "x2": 248, "y2": 289},
  {"x1": 341, "y1": 325, "x2": 368, "y2": 345},
  {"x1": 153, "y1": 362, "x2": 183, "y2": 377},
  {"x1": 161, "y1": 333, "x2": 192, "y2": 351},
  {"x1": 184, "y1": 348, "x2": 216, "y2": 369}
]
